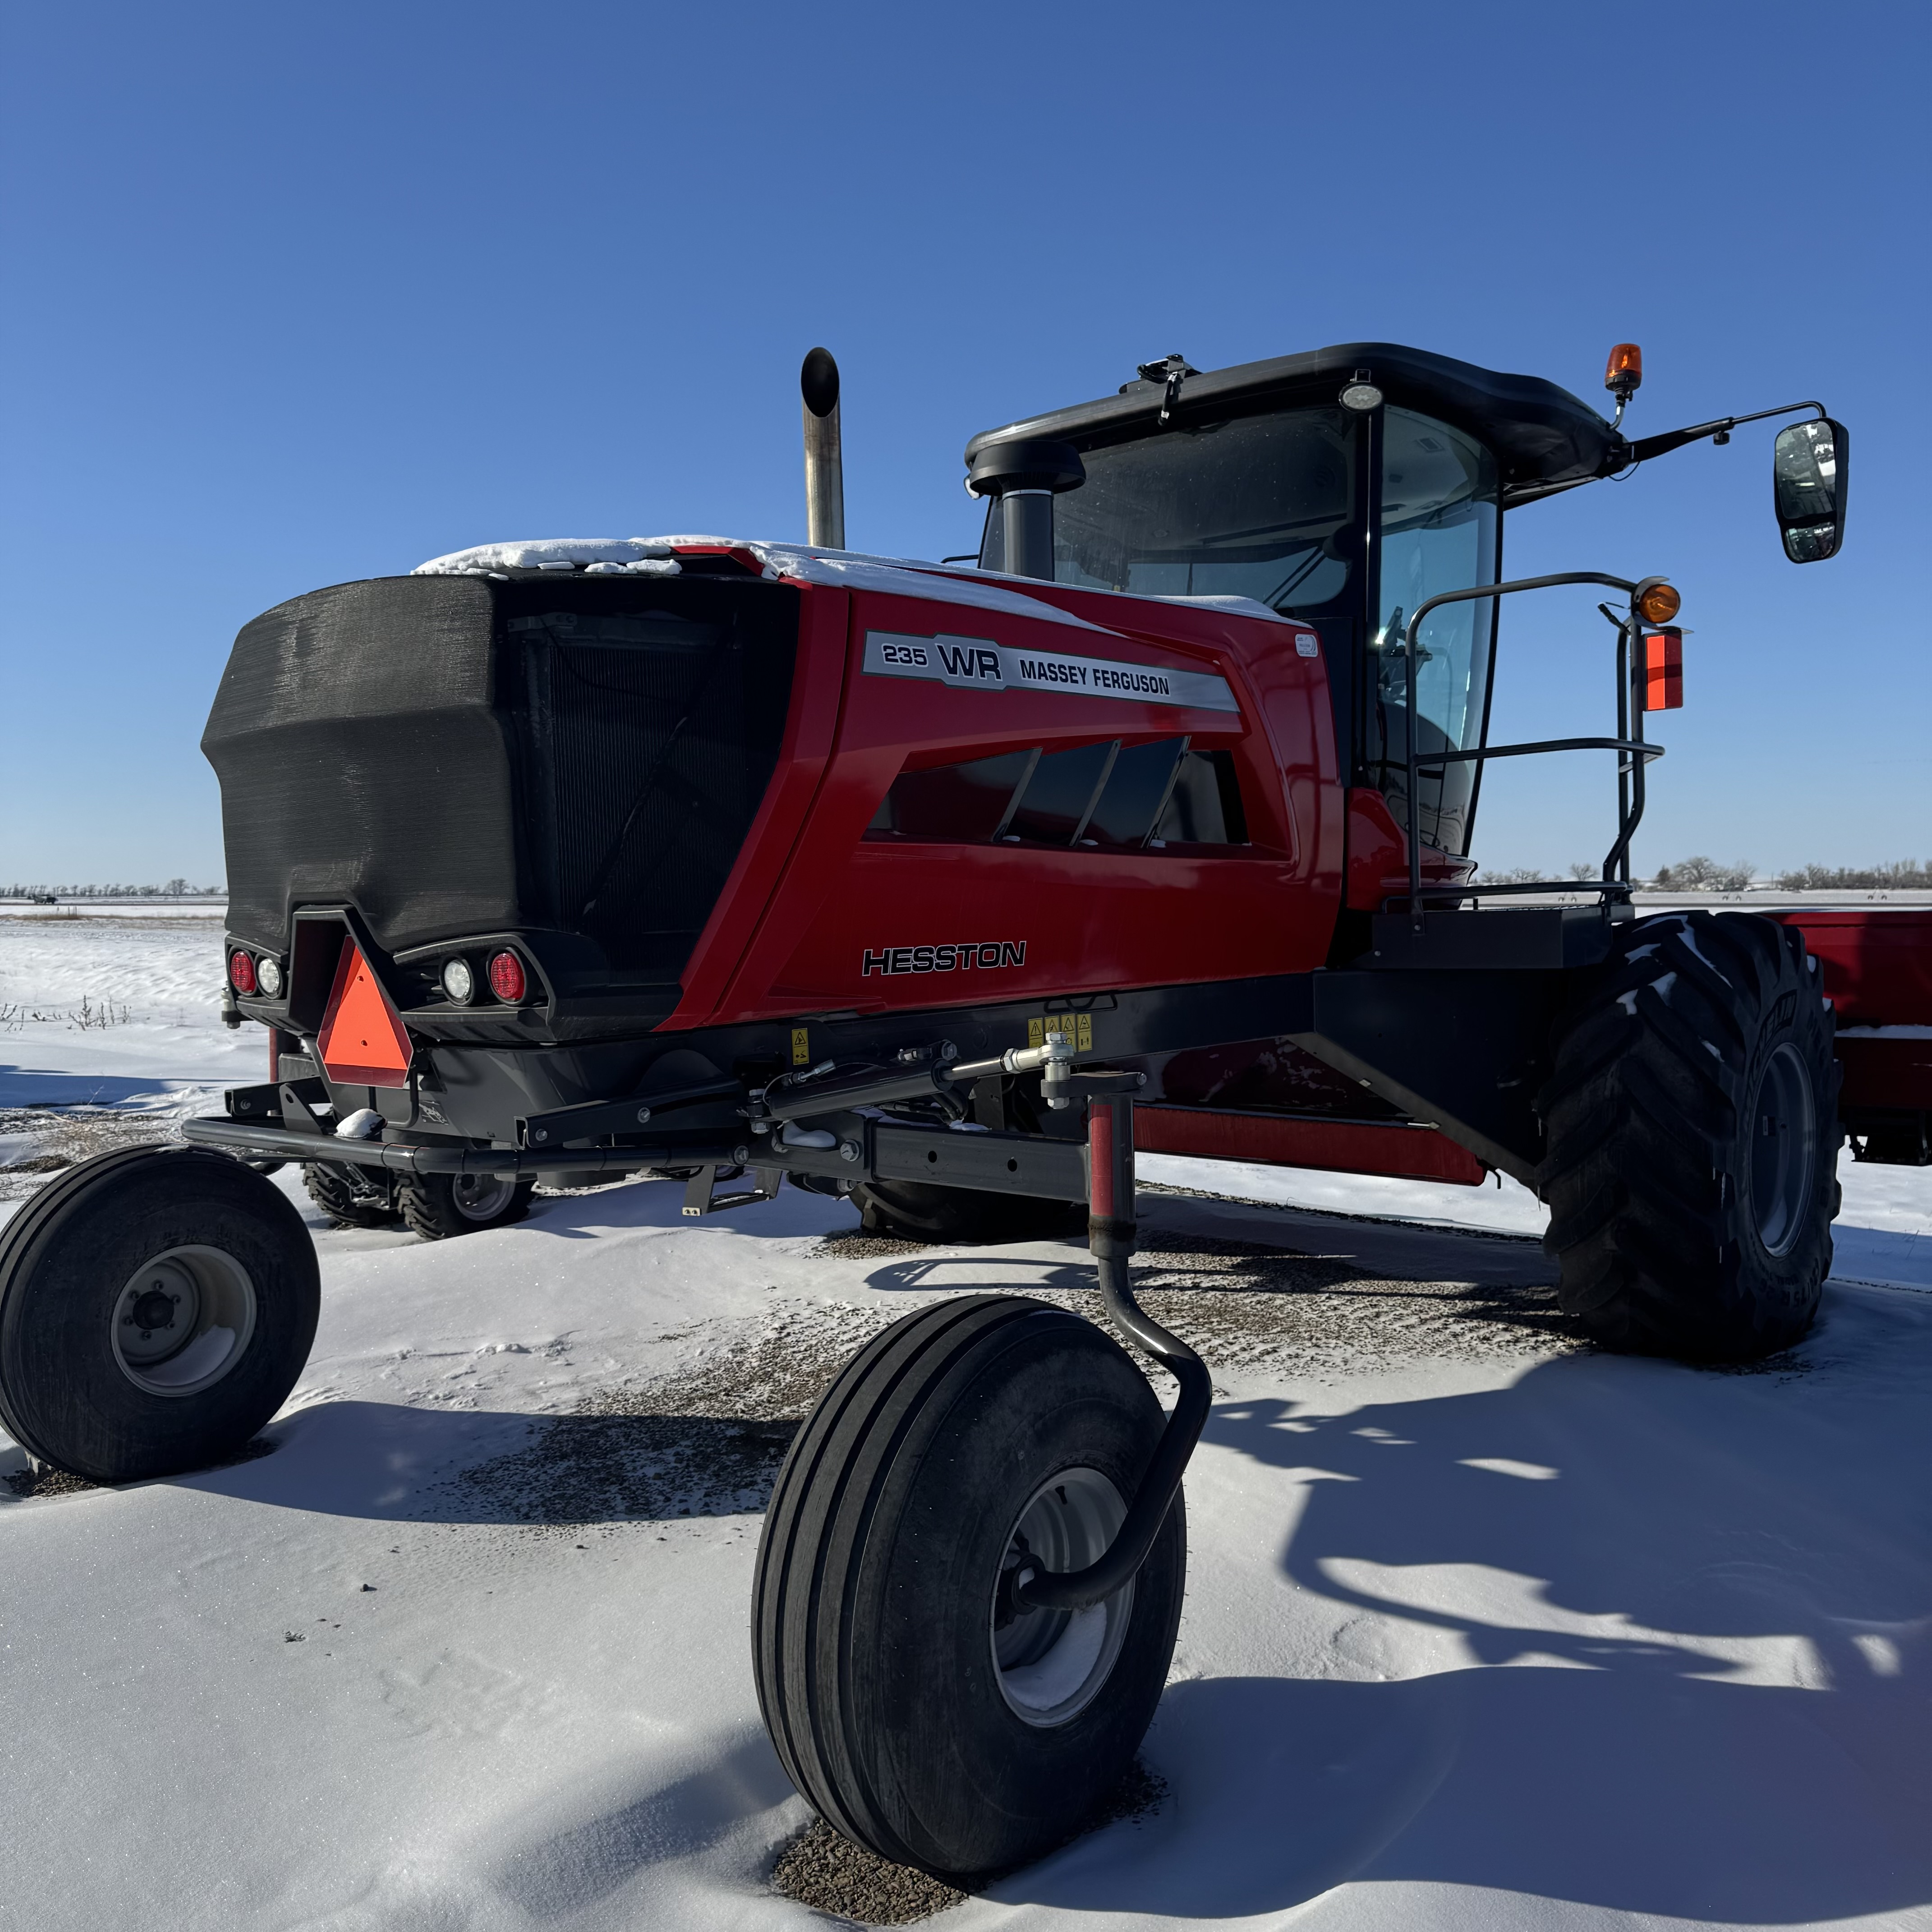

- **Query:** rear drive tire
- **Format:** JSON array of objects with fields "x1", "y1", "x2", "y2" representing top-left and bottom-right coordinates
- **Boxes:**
[
  {"x1": 1540, "y1": 911, "x2": 1842, "y2": 1360},
  {"x1": 396, "y1": 1171, "x2": 535, "y2": 1241},
  {"x1": 302, "y1": 1162, "x2": 402, "y2": 1229},
  {"x1": 0, "y1": 1145, "x2": 321, "y2": 1483},
  {"x1": 754, "y1": 1295, "x2": 1184, "y2": 1884},
  {"x1": 851, "y1": 1178, "x2": 1086, "y2": 1245}
]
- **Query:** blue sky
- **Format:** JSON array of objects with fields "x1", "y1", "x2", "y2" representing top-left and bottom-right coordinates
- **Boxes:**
[{"x1": 2, "y1": 0, "x2": 1924, "y2": 885}]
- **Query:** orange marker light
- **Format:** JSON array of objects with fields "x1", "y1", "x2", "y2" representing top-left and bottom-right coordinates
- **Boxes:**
[
  {"x1": 1605, "y1": 342, "x2": 1643, "y2": 397},
  {"x1": 1644, "y1": 628, "x2": 1684, "y2": 710},
  {"x1": 1635, "y1": 580, "x2": 1682, "y2": 625},
  {"x1": 316, "y1": 940, "x2": 413, "y2": 1088}
]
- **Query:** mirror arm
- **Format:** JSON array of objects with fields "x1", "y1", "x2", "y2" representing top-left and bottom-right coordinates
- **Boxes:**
[{"x1": 1623, "y1": 399, "x2": 1827, "y2": 467}]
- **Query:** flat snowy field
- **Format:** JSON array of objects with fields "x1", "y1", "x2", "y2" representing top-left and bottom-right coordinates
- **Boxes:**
[{"x1": 3, "y1": 913, "x2": 1929, "y2": 1932}]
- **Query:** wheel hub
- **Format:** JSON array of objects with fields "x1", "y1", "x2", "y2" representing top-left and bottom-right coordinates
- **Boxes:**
[
  {"x1": 451, "y1": 1173, "x2": 515, "y2": 1221},
  {"x1": 110, "y1": 1246, "x2": 258, "y2": 1396},
  {"x1": 129, "y1": 1286, "x2": 180, "y2": 1335},
  {"x1": 1750, "y1": 1041, "x2": 1817, "y2": 1258},
  {"x1": 990, "y1": 1467, "x2": 1133, "y2": 1728}
]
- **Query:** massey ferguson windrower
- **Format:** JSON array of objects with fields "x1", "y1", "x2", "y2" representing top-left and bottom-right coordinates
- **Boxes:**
[{"x1": 0, "y1": 340, "x2": 1883, "y2": 1881}]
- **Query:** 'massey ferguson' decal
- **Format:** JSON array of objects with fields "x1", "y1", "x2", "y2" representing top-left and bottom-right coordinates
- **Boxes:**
[
  {"x1": 863, "y1": 940, "x2": 1026, "y2": 977},
  {"x1": 864, "y1": 631, "x2": 1239, "y2": 713}
]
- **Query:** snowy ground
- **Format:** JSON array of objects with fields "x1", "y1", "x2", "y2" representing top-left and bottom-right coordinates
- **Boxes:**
[{"x1": 2, "y1": 913, "x2": 1930, "y2": 1931}]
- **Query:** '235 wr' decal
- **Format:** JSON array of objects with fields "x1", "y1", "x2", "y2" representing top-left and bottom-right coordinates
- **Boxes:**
[{"x1": 862, "y1": 631, "x2": 1239, "y2": 711}]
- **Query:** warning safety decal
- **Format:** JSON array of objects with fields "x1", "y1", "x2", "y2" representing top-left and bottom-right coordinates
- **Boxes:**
[{"x1": 863, "y1": 630, "x2": 1239, "y2": 713}]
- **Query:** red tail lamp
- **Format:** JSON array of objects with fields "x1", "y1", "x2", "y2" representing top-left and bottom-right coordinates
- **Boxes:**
[
  {"x1": 228, "y1": 950, "x2": 257, "y2": 995},
  {"x1": 488, "y1": 950, "x2": 529, "y2": 1003},
  {"x1": 316, "y1": 940, "x2": 413, "y2": 1088},
  {"x1": 1644, "y1": 628, "x2": 1684, "y2": 710}
]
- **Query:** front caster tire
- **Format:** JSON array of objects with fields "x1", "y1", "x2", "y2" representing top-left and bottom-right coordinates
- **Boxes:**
[
  {"x1": 0, "y1": 1145, "x2": 321, "y2": 1483},
  {"x1": 396, "y1": 1172, "x2": 534, "y2": 1241},
  {"x1": 1540, "y1": 911, "x2": 1843, "y2": 1360},
  {"x1": 754, "y1": 1295, "x2": 1184, "y2": 1885}
]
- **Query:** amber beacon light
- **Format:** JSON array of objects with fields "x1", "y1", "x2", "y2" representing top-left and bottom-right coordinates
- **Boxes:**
[
  {"x1": 1634, "y1": 579, "x2": 1682, "y2": 625},
  {"x1": 1605, "y1": 342, "x2": 1644, "y2": 400}
]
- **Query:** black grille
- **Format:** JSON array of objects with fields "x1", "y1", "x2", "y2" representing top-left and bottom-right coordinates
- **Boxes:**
[
  {"x1": 204, "y1": 573, "x2": 799, "y2": 996},
  {"x1": 507, "y1": 582, "x2": 798, "y2": 981}
]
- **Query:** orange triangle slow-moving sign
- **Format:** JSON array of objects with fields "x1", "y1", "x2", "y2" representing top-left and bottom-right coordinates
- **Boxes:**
[{"x1": 317, "y1": 941, "x2": 414, "y2": 1088}]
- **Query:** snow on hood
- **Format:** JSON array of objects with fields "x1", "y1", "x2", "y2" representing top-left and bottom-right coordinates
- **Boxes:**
[{"x1": 411, "y1": 537, "x2": 1292, "y2": 634}]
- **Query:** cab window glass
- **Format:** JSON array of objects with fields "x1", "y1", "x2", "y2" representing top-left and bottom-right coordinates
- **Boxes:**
[
  {"x1": 1369, "y1": 409, "x2": 1499, "y2": 855},
  {"x1": 1044, "y1": 407, "x2": 1357, "y2": 619}
]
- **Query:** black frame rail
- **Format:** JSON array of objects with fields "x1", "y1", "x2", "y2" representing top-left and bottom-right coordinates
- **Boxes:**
[{"x1": 1399, "y1": 571, "x2": 1665, "y2": 921}]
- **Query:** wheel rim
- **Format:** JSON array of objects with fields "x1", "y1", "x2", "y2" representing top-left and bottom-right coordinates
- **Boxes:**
[
  {"x1": 990, "y1": 1466, "x2": 1133, "y2": 1728},
  {"x1": 1750, "y1": 1041, "x2": 1817, "y2": 1258},
  {"x1": 111, "y1": 1245, "x2": 258, "y2": 1398},
  {"x1": 451, "y1": 1173, "x2": 515, "y2": 1221}
]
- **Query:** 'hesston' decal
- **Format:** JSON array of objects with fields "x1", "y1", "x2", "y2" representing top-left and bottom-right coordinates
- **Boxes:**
[
  {"x1": 862, "y1": 941, "x2": 1026, "y2": 977},
  {"x1": 863, "y1": 631, "x2": 1238, "y2": 713}
]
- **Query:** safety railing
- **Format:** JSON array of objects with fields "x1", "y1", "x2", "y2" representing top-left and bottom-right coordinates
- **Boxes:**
[{"x1": 1398, "y1": 571, "x2": 1666, "y2": 920}]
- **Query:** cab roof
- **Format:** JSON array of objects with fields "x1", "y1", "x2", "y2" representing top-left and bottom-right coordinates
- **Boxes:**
[{"x1": 964, "y1": 341, "x2": 1628, "y2": 508}]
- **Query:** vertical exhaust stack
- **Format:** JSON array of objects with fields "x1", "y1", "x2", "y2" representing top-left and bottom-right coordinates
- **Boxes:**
[
  {"x1": 801, "y1": 347, "x2": 845, "y2": 551},
  {"x1": 966, "y1": 437, "x2": 1085, "y2": 580}
]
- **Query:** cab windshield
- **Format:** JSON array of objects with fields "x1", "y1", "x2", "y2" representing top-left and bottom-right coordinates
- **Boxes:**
[
  {"x1": 1369, "y1": 409, "x2": 1499, "y2": 856},
  {"x1": 982, "y1": 405, "x2": 1359, "y2": 621}
]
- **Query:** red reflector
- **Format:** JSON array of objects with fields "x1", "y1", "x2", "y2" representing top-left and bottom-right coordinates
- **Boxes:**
[
  {"x1": 1644, "y1": 627, "x2": 1684, "y2": 710},
  {"x1": 228, "y1": 949, "x2": 257, "y2": 995},
  {"x1": 488, "y1": 950, "x2": 528, "y2": 1003},
  {"x1": 316, "y1": 941, "x2": 413, "y2": 1088}
]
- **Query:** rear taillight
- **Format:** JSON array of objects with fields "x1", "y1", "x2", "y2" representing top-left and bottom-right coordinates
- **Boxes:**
[
  {"x1": 488, "y1": 950, "x2": 528, "y2": 1003},
  {"x1": 229, "y1": 950, "x2": 257, "y2": 995}
]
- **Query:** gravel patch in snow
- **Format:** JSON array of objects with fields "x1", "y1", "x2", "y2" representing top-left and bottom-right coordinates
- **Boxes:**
[
  {"x1": 448, "y1": 1300, "x2": 892, "y2": 1527},
  {"x1": 772, "y1": 1823, "x2": 971, "y2": 1925},
  {"x1": 447, "y1": 1216, "x2": 1584, "y2": 1533},
  {"x1": 769, "y1": 1760, "x2": 1168, "y2": 1925}
]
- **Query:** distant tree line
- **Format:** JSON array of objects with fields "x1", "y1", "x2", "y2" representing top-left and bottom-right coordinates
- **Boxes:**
[
  {"x1": 1, "y1": 880, "x2": 225, "y2": 899},
  {"x1": 1767, "y1": 860, "x2": 1930, "y2": 890},
  {"x1": 1483, "y1": 858, "x2": 1929, "y2": 890},
  {"x1": 1649, "y1": 856, "x2": 1932, "y2": 890}
]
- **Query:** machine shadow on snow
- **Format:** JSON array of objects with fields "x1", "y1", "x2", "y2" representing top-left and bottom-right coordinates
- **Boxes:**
[{"x1": 990, "y1": 1287, "x2": 1932, "y2": 1923}]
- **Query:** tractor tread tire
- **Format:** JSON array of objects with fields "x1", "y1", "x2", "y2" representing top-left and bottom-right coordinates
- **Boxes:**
[
  {"x1": 1539, "y1": 911, "x2": 1842, "y2": 1360},
  {"x1": 301, "y1": 1162, "x2": 401, "y2": 1229},
  {"x1": 396, "y1": 1173, "x2": 535, "y2": 1242},
  {"x1": 851, "y1": 1178, "x2": 1085, "y2": 1246},
  {"x1": 753, "y1": 1293, "x2": 1184, "y2": 1884}
]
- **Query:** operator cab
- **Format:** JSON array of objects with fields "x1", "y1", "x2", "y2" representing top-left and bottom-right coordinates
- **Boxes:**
[{"x1": 964, "y1": 343, "x2": 1623, "y2": 860}]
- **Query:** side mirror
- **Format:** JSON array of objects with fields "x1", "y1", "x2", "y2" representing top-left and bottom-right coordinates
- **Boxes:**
[{"x1": 1773, "y1": 418, "x2": 1849, "y2": 562}]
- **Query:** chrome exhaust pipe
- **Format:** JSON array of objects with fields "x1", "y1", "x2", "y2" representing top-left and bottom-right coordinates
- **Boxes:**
[{"x1": 801, "y1": 347, "x2": 845, "y2": 550}]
